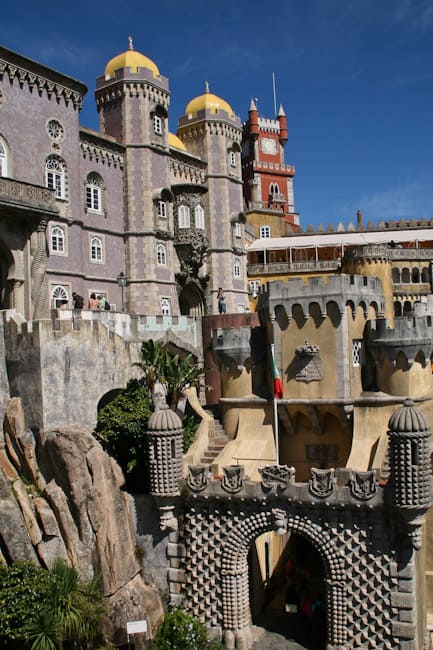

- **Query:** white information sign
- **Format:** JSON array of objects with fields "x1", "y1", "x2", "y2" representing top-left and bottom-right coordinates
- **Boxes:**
[{"x1": 127, "y1": 620, "x2": 148, "y2": 635}]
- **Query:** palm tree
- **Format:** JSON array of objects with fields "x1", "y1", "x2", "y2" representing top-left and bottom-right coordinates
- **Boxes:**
[
  {"x1": 133, "y1": 340, "x2": 169, "y2": 398},
  {"x1": 20, "y1": 560, "x2": 106, "y2": 650}
]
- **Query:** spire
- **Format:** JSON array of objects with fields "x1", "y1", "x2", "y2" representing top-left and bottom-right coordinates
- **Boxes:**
[
  {"x1": 278, "y1": 103, "x2": 286, "y2": 117},
  {"x1": 205, "y1": 81, "x2": 210, "y2": 93},
  {"x1": 128, "y1": 35, "x2": 134, "y2": 51},
  {"x1": 249, "y1": 97, "x2": 257, "y2": 111}
]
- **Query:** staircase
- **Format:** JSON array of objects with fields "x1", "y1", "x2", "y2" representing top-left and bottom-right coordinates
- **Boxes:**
[{"x1": 200, "y1": 418, "x2": 229, "y2": 470}]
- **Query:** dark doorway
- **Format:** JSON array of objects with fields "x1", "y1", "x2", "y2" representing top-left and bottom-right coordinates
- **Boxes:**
[{"x1": 249, "y1": 533, "x2": 327, "y2": 650}]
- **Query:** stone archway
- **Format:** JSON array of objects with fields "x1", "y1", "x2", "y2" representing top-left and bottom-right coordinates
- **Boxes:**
[
  {"x1": 179, "y1": 281, "x2": 205, "y2": 316},
  {"x1": 220, "y1": 509, "x2": 346, "y2": 650}
]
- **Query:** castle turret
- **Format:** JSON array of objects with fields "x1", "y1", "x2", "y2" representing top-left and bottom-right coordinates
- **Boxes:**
[
  {"x1": 146, "y1": 387, "x2": 183, "y2": 497},
  {"x1": 387, "y1": 399, "x2": 432, "y2": 549},
  {"x1": 277, "y1": 104, "x2": 288, "y2": 145},
  {"x1": 248, "y1": 98, "x2": 259, "y2": 139}
]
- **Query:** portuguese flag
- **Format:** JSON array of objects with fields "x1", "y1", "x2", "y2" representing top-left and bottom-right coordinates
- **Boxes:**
[{"x1": 271, "y1": 345, "x2": 283, "y2": 399}]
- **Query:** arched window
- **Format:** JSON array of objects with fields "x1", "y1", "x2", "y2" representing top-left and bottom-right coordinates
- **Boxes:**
[
  {"x1": 194, "y1": 204, "x2": 205, "y2": 229},
  {"x1": 51, "y1": 285, "x2": 69, "y2": 309},
  {"x1": 401, "y1": 267, "x2": 410, "y2": 283},
  {"x1": 394, "y1": 301, "x2": 402, "y2": 317},
  {"x1": 422, "y1": 267, "x2": 430, "y2": 283},
  {"x1": 260, "y1": 225, "x2": 271, "y2": 239},
  {"x1": 178, "y1": 205, "x2": 190, "y2": 228},
  {"x1": 86, "y1": 173, "x2": 103, "y2": 212},
  {"x1": 391, "y1": 268, "x2": 400, "y2": 284},
  {"x1": 157, "y1": 242, "x2": 167, "y2": 265},
  {"x1": 50, "y1": 225, "x2": 66, "y2": 254},
  {"x1": 234, "y1": 222, "x2": 241, "y2": 238},
  {"x1": 0, "y1": 137, "x2": 9, "y2": 177},
  {"x1": 90, "y1": 236, "x2": 103, "y2": 262},
  {"x1": 46, "y1": 156, "x2": 66, "y2": 199},
  {"x1": 269, "y1": 183, "x2": 280, "y2": 197},
  {"x1": 412, "y1": 267, "x2": 420, "y2": 283},
  {"x1": 229, "y1": 151, "x2": 236, "y2": 167},
  {"x1": 233, "y1": 258, "x2": 241, "y2": 278}
]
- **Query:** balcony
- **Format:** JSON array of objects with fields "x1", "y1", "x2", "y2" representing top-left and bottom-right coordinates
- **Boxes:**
[
  {"x1": 0, "y1": 177, "x2": 58, "y2": 219},
  {"x1": 248, "y1": 259, "x2": 341, "y2": 275},
  {"x1": 389, "y1": 247, "x2": 433, "y2": 260}
]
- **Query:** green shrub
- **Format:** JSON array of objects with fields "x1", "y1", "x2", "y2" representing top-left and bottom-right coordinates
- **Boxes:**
[{"x1": 152, "y1": 608, "x2": 209, "y2": 650}]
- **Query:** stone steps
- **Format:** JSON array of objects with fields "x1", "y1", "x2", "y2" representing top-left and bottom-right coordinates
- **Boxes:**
[{"x1": 200, "y1": 418, "x2": 228, "y2": 466}]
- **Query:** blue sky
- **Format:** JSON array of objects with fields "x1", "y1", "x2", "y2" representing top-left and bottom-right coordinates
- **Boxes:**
[{"x1": 2, "y1": 0, "x2": 432, "y2": 228}]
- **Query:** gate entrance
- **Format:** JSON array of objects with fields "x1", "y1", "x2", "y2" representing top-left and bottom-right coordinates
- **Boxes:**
[{"x1": 250, "y1": 533, "x2": 327, "y2": 649}]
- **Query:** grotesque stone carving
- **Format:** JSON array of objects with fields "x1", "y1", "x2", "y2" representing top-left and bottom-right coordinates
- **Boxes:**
[
  {"x1": 221, "y1": 465, "x2": 244, "y2": 494},
  {"x1": 187, "y1": 464, "x2": 211, "y2": 492},
  {"x1": 271, "y1": 508, "x2": 288, "y2": 535},
  {"x1": 349, "y1": 470, "x2": 377, "y2": 501},
  {"x1": 295, "y1": 341, "x2": 323, "y2": 382},
  {"x1": 309, "y1": 468, "x2": 336, "y2": 498}
]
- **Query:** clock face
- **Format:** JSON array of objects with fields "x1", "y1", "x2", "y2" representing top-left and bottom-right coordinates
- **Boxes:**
[{"x1": 261, "y1": 137, "x2": 277, "y2": 154}]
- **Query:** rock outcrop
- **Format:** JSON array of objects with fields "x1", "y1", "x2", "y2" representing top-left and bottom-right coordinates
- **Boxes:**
[{"x1": 0, "y1": 397, "x2": 163, "y2": 647}]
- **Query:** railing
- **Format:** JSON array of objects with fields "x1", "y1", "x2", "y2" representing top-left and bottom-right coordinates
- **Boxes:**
[
  {"x1": 0, "y1": 177, "x2": 56, "y2": 211},
  {"x1": 389, "y1": 248, "x2": 433, "y2": 260},
  {"x1": 248, "y1": 259, "x2": 341, "y2": 274}
]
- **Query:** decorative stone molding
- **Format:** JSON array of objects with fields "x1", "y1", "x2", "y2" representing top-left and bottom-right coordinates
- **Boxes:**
[
  {"x1": 187, "y1": 464, "x2": 212, "y2": 492},
  {"x1": 211, "y1": 327, "x2": 251, "y2": 371},
  {"x1": 349, "y1": 470, "x2": 377, "y2": 501},
  {"x1": 259, "y1": 464, "x2": 295, "y2": 489},
  {"x1": 80, "y1": 140, "x2": 124, "y2": 169},
  {"x1": 221, "y1": 465, "x2": 244, "y2": 494}
]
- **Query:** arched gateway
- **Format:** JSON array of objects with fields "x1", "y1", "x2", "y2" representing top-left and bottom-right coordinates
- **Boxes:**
[{"x1": 148, "y1": 400, "x2": 432, "y2": 650}]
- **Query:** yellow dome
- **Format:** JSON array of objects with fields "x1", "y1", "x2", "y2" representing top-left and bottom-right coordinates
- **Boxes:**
[
  {"x1": 185, "y1": 83, "x2": 234, "y2": 118},
  {"x1": 105, "y1": 42, "x2": 159, "y2": 80},
  {"x1": 168, "y1": 132, "x2": 187, "y2": 151}
]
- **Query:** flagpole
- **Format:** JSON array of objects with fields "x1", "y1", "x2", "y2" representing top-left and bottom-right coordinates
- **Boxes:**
[{"x1": 271, "y1": 343, "x2": 280, "y2": 465}]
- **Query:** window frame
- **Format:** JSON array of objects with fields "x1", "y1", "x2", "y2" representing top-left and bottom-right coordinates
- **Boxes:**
[
  {"x1": 85, "y1": 173, "x2": 104, "y2": 213},
  {"x1": 156, "y1": 242, "x2": 167, "y2": 266},
  {"x1": 160, "y1": 297, "x2": 171, "y2": 315},
  {"x1": 51, "y1": 284, "x2": 70, "y2": 309},
  {"x1": 352, "y1": 339, "x2": 363, "y2": 367},
  {"x1": 50, "y1": 224, "x2": 67, "y2": 256},
  {"x1": 157, "y1": 200, "x2": 167, "y2": 218},
  {"x1": 194, "y1": 204, "x2": 205, "y2": 229},
  {"x1": 89, "y1": 234, "x2": 104, "y2": 264},
  {"x1": 0, "y1": 137, "x2": 9, "y2": 177},
  {"x1": 152, "y1": 114, "x2": 163, "y2": 135},
  {"x1": 233, "y1": 257, "x2": 241, "y2": 278},
  {"x1": 178, "y1": 204, "x2": 191, "y2": 229},
  {"x1": 46, "y1": 156, "x2": 66, "y2": 200},
  {"x1": 259, "y1": 225, "x2": 271, "y2": 239}
]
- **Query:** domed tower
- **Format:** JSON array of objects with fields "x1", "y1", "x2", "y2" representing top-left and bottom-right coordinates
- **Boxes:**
[
  {"x1": 95, "y1": 39, "x2": 178, "y2": 315},
  {"x1": 177, "y1": 84, "x2": 248, "y2": 315},
  {"x1": 387, "y1": 399, "x2": 432, "y2": 549},
  {"x1": 146, "y1": 388, "x2": 183, "y2": 497}
]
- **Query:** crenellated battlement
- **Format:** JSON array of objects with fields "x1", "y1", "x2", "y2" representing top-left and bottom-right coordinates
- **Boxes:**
[
  {"x1": 366, "y1": 314, "x2": 433, "y2": 366},
  {"x1": 260, "y1": 274, "x2": 385, "y2": 320}
]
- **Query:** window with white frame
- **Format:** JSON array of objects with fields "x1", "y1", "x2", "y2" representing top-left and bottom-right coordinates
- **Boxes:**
[
  {"x1": 50, "y1": 225, "x2": 66, "y2": 254},
  {"x1": 269, "y1": 183, "x2": 280, "y2": 197},
  {"x1": 178, "y1": 204, "x2": 190, "y2": 228},
  {"x1": 229, "y1": 151, "x2": 236, "y2": 167},
  {"x1": 249, "y1": 279, "x2": 261, "y2": 296},
  {"x1": 160, "y1": 297, "x2": 171, "y2": 315},
  {"x1": 157, "y1": 200, "x2": 167, "y2": 218},
  {"x1": 0, "y1": 138, "x2": 8, "y2": 177},
  {"x1": 352, "y1": 340, "x2": 363, "y2": 367},
  {"x1": 152, "y1": 114, "x2": 163, "y2": 135},
  {"x1": 86, "y1": 173, "x2": 103, "y2": 212},
  {"x1": 260, "y1": 225, "x2": 271, "y2": 238},
  {"x1": 51, "y1": 285, "x2": 69, "y2": 309},
  {"x1": 233, "y1": 257, "x2": 241, "y2": 278},
  {"x1": 46, "y1": 119, "x2": 64, "y2": 142},
  {"x1": 234, "y1": 222, "x2": 241, "y2": 238},
  {"x1": 90, "y1": 235, "x2": 103, "y2": 262},
  {"x1": 46, "y1": 156, "x2": 66, "y2": 199},
  {"x1": 194, "y1": 204, "x2": 205, "y2": 229},
  {"x1": 157, "y1": 242, "x2": 167, "y2": 265}
]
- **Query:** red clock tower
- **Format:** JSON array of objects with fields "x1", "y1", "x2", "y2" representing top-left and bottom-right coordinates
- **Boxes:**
[{"x1": 242, "y1": 99, "x2": 298, "y2": 234}]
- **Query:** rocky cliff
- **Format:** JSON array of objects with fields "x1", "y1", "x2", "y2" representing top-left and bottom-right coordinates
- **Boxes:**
[{"x1": 0, "y1": 397, "x2": 163, "y2": 647}]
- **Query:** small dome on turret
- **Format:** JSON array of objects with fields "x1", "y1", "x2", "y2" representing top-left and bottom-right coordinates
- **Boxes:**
[
  {"x1": 105, "y1": 37, "x2": 160, "y2": 80},
  {"x1": 148, "y1": 401, "x2": 182, "y2": 432},
  {"x1": 388, "y1": 399, "x2": 429, "y2": 434},
  {"x1": 185, "y1": 82, "x2": 234, "y2": 117}
]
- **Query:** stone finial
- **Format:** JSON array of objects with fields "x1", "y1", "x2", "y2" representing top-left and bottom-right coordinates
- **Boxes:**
[
  {"x1": 249, "y1": 97, "x2": 257, "y2": 111},
  {"x1": 205, "y1": 81, "x2": 210, "y2": 93},
  {"x1": 128, "y1": 35, "x2": 134, "y2": 51}
]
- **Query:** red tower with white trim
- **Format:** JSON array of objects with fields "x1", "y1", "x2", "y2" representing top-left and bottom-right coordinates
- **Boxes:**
[{"x1": 242, "y1": 100, "x2": 298, "y2": 232}]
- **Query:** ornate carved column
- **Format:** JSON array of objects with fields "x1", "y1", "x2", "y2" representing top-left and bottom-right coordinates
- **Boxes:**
[{"x1": 31, "y1": 219, "x2": 49, "y2": 319}]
